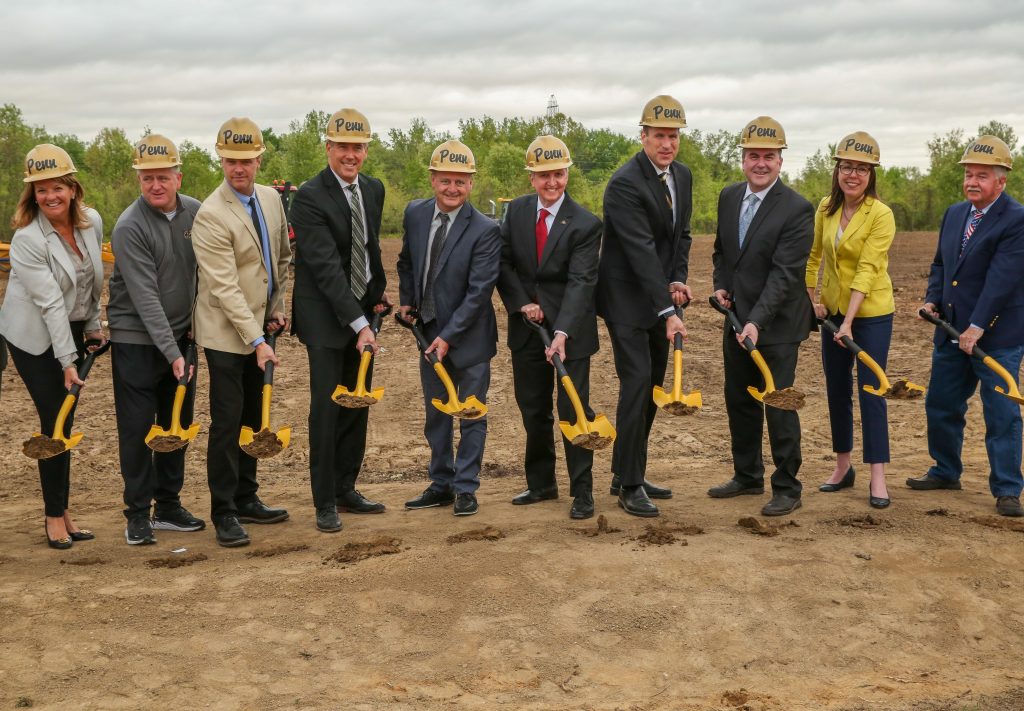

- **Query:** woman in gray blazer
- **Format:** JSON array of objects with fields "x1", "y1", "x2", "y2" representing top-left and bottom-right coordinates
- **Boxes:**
[{"x1": 0, "y1": 144, "x2": 106, "y2": 549}]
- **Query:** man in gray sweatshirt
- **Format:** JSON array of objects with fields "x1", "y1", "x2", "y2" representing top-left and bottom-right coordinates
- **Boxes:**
[{"x1": 108, "y1": 135, "x2": 205, "y2": 545}]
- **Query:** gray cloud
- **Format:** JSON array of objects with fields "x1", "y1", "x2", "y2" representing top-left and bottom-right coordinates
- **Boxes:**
[{"x1": 3, "y1": 0, "x2": 1023, "y2": 170}]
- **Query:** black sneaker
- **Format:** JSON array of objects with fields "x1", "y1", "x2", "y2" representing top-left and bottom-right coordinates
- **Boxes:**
[
  {"x1": 214, "y1": 515, "x2": 250, "y2": 548},
  {"x1": 125, "y1": 515, "x2": 156, "y2": 546},
  {"x1": 453, "y1": 493, "x2": 479, "y2": 516},
  {"x1": 152, "y1": 505, "x2": 206, "y2": 532}
]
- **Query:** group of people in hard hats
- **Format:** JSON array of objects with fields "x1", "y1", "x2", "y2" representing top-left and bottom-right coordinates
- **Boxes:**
[{"x1": 3, "y1": 94, "x2": 1022, "y2": 552}]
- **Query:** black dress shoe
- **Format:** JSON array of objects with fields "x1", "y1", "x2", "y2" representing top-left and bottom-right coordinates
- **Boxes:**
[
  {"x1": 819, "y1": 466, "x2": 856, "y2": 492},
  {"x1": 236, "y1": 498, "x2": 289, "y2": 524},
  {"x1": 618, "y1": 485, "x2": 659, "y2": 517},
  {"x1": 609, "y1": 474, "x2": 672, "y2": 499},
  {"x1": 761, "y1": 495, "x2": 802, "y2": 516},
  {"x1": 405, "y1": 487, "x2": 455, "y2": 510},
  {"x1": 44, "y1": 521, "x2": 72, "y2": 550},
  {"x1": 707, "y1": 479, "x2": 765, "y2": 498},
  {"x1": 569, "y1": 491, "x2": 595, "y2": 520},
  {"x1": 996, "y1": 496, "x2": 1024, "y2": 517},
  {"x1": 905, "y1": 473, "x2": 962, "y2": 490},
  {"x1": 869, "y1": 494, "x2": 891, "y2": 509},
  {"x1": 337, "y1": 490, "x2": 386, "y2": 514},
  {"x1": 454, "y1": 493, "x2": 479, "y2": 516},
  {"x1": 214, "y1": 515, "x2": 250, "y2": 547},
  {"x1": 68, "y1": 529, "x2": 95, "y2": 541},
  {"x1": 511, "y1": 486, "x2": 559, "y2": 505},
  {"x1": 316, "y1": 507, "x2": 343, "y2": 533}
]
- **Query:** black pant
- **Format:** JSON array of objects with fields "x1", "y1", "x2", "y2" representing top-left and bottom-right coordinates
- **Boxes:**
[
  {"x1": 306, "y1": 343, "x2": 372, "y2": 509},
  {"x1": 112, "y1": 339, "x2": 196, "y2": 519},
  {"x1": 203, "y1": 347, "x2": 264, "y2": 520},
  {"x1": 723, "y1": 331, "x2": 803, "y2": 498},
  {"x1": 606, "y1": 320, "x2": 670, "y2": 487},
  {"x1": 8, "y1": 322, "x2": 85, "y2": 517},
  {"x1": 510, "y1": 330, "x2": 594, "y2": 495}
]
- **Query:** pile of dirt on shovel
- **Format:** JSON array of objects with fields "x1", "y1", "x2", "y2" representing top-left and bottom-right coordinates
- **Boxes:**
[
  {"x1": 146, "y1": 435, "x2": 188, "y2": 452},
  {"x1": 453, "y1": 406, "x2": 484, "y2": 419},
  {"x1": 22, "y1": 437, "x2": 65, "y2": 459},
  {"x1": 662, "y1": 402, "x2": 699, "y2": 416},
  {"x1": 885, "y1": 379, "x2": 925, "y2": 399},
  {"x1": 763, "y1": 387, "x2": 806, "y2": 410},
  {"x1": 241, "y1": 430, "x2": 285, "y2": 458},
  {"x1": 332, "y1": 393, "x2": 378, "y2": 408},
  {"x1": 570, "y1": 432, "x2": 614, "y2": 450}
]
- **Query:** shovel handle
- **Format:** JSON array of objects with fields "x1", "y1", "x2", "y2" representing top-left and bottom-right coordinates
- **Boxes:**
[
  {"x1": 177, "y1": 342, "x2": 196, "y2": 387},
  {"x1": 69, "y1": 340, "x2": 111, "y2": 397},
  {"x1": 521, "y1": 316, "x2": 571, "y2": 379},
  {"x1": 818, "y1": 318, "x2": 863, "y2": 355},
  {"x1": 708, "y1": 296, "x2": 756, "y2": 352},
  {"x1": 917, "y1": 309, "x2": 991, "y2": 360},
  {"x1": 362, "y1": 305, "x2": 393, "y2": 353},
  {"x1": 394, "y1": 312, "x2": 440, "y2": 364},
  {"x1": 672, "y1": 305, "x2": 685, "y2": 351},
  {"x1": 262, "y1": 332, "x2": 277, "y2": 383}
]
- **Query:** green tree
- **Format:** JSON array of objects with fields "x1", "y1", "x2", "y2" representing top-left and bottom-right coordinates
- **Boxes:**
[
  {"x1": 79, "y1": 127, "x2": 137, "y2": 237},
  {"x1": 0, "y1": 104, "x2": 47, "y2": 236}
]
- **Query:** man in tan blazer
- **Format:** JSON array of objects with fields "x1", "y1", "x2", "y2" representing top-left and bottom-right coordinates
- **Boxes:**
[{"x1": 192, "y1": 117, "x2": 292, "y2": 547}]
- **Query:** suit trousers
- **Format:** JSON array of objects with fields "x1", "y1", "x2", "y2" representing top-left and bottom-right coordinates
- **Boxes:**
[
  {"x1": 306, "y1": 343, "x2": 373, "y2": 509},
  {"x1": 925, "y1": 341, "x2": 1024, "y2": 497},
  {"x1": 111, "y1": 339, "x2": 196, "y2": 519},
  {"x1": 418, "y1": 322, "x2": 490, "y2": 495},
  {"x1": 203, "y1": 347, "x2": 264, "y2": 520},
  {"x1": 8, "y1": 321, "x2": 86, "y2": 517},
  {"x1": 821, "y1": 313, "x2": 892, "y2": 463},
  {"x1": 510, "y1": 329, "x2": 594, "y2": 496},
  {"x1": 723, "y1": 331, "x2": 803, "y2": 498},
  {"x1": 606, "y1": 320, "x2": 669, "y2": 487}
]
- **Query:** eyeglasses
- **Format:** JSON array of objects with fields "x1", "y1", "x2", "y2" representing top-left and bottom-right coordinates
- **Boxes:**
[{"x1": 838, "y1": 164, "x2": 871, "y2": 177}]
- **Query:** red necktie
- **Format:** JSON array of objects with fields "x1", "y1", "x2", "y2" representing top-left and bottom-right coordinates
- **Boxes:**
[{"x1": 536, "y1": 208, "x2": 549, "y2": 263}]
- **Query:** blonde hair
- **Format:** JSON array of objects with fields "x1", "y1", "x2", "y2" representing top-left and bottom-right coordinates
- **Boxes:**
[{"x1": 11, "y1": 174, "x2": 91, "y2": 231}]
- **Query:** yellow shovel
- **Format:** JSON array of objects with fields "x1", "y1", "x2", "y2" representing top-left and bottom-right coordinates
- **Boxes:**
[
  {"x1": 332, "y1": 306, "x2": 392, "y2": 408},
  {"x1": 522, "y1": 317, "x2": 615, "y2": 450},
  {"x1": 819, "y1": 319, "x2": 925, "y2": 400},
  {"x1": 23, "y1": 341, "x2": 110, "y2": 460},
  {"x1": 145, "y1": 343, "x2": 201, "y2": 452},
  {"x1": 394, "y1": 312, "x2": 487, "y2": 420},
  {"x1": 919, "y1": 309, "x2": 1024, "y2": 405},
  {"x1": 653, "y1": 305, "x2": 702, "y2": 415},
  {"x1": 709, "y1": 296, "x2": 806, "y2": 410},
  {"x1": 239, "y1": 332, "x2": 292, "y2": 458}
]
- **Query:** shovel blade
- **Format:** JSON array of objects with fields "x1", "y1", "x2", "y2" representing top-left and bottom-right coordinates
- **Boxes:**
[
  {"x1": 368, "y1": 386, "x2": 385, "y2": 402},
  {"x1": 652, "y1": 386, "x2": 673, "y2": 408},
  {"x1": 746, "y1": 385, "x2": 767, "y2": 403},
  {"x1": 145, "y1": 426, "x2": 170, "y2": 444},
  {"x1": 996, "y1": 386, "x2": 1024, "y2": 405},
  {"x1": 182, "y1": 423, "x2": 201, "y2": 440},
  {"x1": 239, "y1": 426, "x2": 256, "y2": 447},
  {"x1": 276, "y1": 427, "x2": 292, "y2": 449},
  {"x1": 64, "y1": 433, "x2": 84, "y2": 451}
]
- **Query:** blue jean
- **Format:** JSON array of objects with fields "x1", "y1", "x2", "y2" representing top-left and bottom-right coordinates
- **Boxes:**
[
  {"x1": 925, "y1": 341, "x2": 1024, "y2": 497},
  {"x1": 821, "y1": 313, "x2": 892, "y2": 463}
]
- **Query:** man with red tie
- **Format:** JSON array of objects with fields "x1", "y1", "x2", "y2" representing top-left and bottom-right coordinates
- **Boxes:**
[{"x1": 496, "y1": 135, "x2": 603, "y2": 519}]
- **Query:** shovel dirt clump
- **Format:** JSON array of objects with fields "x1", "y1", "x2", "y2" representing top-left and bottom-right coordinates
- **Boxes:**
[
  {"x1": 333, "y1": 307, "x2": 391, "y2": 408},
  {"x1": 653, "y1": 305, "x2": 702, "y2": 416},
  {"x1": 819, "y1": 319, "x2": 925, "y2": 401},
  {"x1": 239, "y1": 333, "x2": 291, "y2": 459},
  {"x1": 144, "y1": 343, "x2": 201, "y2": 452}
]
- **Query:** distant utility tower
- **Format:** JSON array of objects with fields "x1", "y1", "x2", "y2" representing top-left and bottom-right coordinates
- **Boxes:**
[{"x1": 544, "y1": 94, "x2": 560, "y2": 131}]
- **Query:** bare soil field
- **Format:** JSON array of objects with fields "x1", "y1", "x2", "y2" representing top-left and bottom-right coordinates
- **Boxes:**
[{"x1": 1, "y1": 232, "x2": 1022, "y2": 710}]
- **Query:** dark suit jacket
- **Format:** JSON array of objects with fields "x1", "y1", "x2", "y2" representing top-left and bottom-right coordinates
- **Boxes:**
[
  {"x1": 596, "y1": 151, "x2": 692, "y2": 328},
  {"x1": 925, "y1": 192, "x2": 1024, "y2": 350},
  {"x1": 712, "y1": 180, "x2": 815, "y2": 345},
  {"x1": 397, "y1": 198, "x2": 501, "y2": 369},
  {"x1": 496, "y1": 193, "x2": 601, "y2": 360},
  {"x1": 289, "y1": 167, "x2": 386, "y2": 348}
]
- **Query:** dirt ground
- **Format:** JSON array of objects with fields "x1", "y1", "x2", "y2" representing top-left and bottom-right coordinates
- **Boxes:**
[{"x1": 1, "y1": 232, "x2": 1023, "y2": 711}]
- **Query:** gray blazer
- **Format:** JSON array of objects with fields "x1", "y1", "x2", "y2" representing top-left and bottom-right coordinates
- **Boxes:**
[{"x1": 0, "y1": 208, "x2": 104, "y2": 362}]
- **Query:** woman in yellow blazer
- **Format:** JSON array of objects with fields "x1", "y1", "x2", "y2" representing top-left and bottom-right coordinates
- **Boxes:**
[
  {"x1": 805, "y1": 132, "x2": 896, "y2": 508},
  {"x1": 0, "y1": 144, "x2": 107, "y2": 548}
]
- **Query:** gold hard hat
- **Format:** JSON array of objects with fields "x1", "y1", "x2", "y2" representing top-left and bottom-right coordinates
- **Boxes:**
[
  {"x1": 428, "y1": 139, "x2": 476, "y2": 174},
  {"x1": 739, "y1": 116, "x2": 788, "y2": 149},
  {"x1": 639, "y1": 95, "x2": 687, "y2": 128},
  {"x1": 525, "y1": 135, "x2": 572, "y2": 171},
  {"x1": 133, "y1": 134, "x2": 182, "y2": 169},
  {"x1": 960, "y1": 135, "x2": 1013, "y2": 170},
  {"x1": 215, "y1": 117, "x2": 266, "y2": 159},
  {"x1": 326, "y1": 108, "x2": 371, "y2": 144},
  {"x1": 834, "y1": 131, "x2": 880, "y2": 165},
  {"x1": 23, "y1": 143, "x2": 77, "y2": 183}
]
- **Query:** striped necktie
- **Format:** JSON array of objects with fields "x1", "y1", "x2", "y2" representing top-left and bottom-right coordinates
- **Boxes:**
[
  {"x1": 347, "y1": 184, "x2": 367, "y2": 300},
  {"x1": 659, "y1": 172, "x2": 673, "y2": 213},
  {"x1": 960, "y1": 209, "x2": 984, "y2": 256},
  {"x1": 738, "y1": 193, "x2": 760, "y2": 248}
]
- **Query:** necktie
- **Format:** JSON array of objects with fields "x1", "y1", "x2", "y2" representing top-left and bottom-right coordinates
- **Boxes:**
[
  {"x1": 535, "y1": 208, "x2": 549, "y2": 263},
  {"x1": 960, "y1": 209, "x2": 984, "y2": 256},
  {"x1": 738, "y1": 193, "x2": 760, "y2": 248},
  {"x1": 347, "y1": 184, "x2": 367, "y2": 300},
  {"x1": 659, "y1": 172, "x2": 673, "y2": 213},
  {"x1": 248, "y1": 197, "x2": 273, "y2": 297},
  {"x1": 420, "y1": 212, "x2": 450, "y2": 323}
]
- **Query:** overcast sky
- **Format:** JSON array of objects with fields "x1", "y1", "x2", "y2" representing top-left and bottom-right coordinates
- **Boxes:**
[{"x1": 3, "y1": 0, "x2": 1023, "y2": 172}]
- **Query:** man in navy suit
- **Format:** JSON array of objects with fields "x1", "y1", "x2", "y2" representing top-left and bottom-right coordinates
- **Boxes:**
[
  {"x1": 290, "y1": 108, "x2": 390, "y2": 534},
  {"x1": 496, "y1": 135, "x2": 602, "y2": 520},
  {"x1": 596, "y1": 95, "x2": 692, "y2": 518},
  {"x1": 397, "y1": 140, "x2": 501, "y2": 516},
  {"x1": 914, "y1": 135, "x2": 1024, "y2": 517}
]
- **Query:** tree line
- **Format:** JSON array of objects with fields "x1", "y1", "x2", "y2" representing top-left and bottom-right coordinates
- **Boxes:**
[{"x1": 2, "y1": 103, "x2": 1021, "y2": 239}]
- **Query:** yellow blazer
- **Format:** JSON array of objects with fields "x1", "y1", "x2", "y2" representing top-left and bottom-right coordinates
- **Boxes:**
[
  {"x1": 805, "y1": 195, "x2": 895, "y2": 317},
  {"x1": 192, "y1": 181, "x2": 291, "y2": 354}
]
